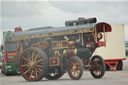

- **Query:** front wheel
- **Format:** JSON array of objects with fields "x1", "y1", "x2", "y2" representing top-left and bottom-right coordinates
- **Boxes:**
[
  {"x1": 68, "y1": 56, "x2": 83, "y2": 80},
  {"x1": 90, "y1": 55, "x2": 106, "y2": 79}
]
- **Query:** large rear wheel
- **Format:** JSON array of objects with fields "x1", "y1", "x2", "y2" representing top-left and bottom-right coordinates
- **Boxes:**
[
  {"x1": 68, "y1": 56, "x2": 83, "y2": 80},
  {"x1": 90, "y1": 55, "x2": 106, "y2": 79},
  {"x1": 19, "y1": 47, "x2": 48, "y2": 81}
]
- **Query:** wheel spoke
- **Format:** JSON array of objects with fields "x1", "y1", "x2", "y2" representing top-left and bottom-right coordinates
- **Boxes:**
[
  {"x1": 37, "y1": 67, "x2": 42, "y2": 72},
  {"x1": 36, "y1": 65, "x2": 43, "y2": 68},
  {"x1": 22, "y1": 64, "x2": 30, "y2": 67},
  {"x1": 35, "y1": 59, "x2": 43, "y2": 63},
  {"x1": 72, "y1": 59, "x2": 76, "y2": 65},
  {"x1": 26, "y1": 51, "x2": 32, "y2": 58},
  {"x1": 23, "y1": 52, "x2": 32, "y2": 62},
  {"x1": 31, "y1": 50, "x2": 36, "y2": 61},
  {"x1": 22, "y1": 57, "x2": 29, "y2": 62},
  {"x1": 34, "y1": 67, "x2": 42, "y2": 74},
  {"x1": 30, "y1": 70, "x2": 34, "y2": 78},
  {"x1": 34, "y1": 54, "x2": 40, "y2": 61},
  {"x1": 35, "y1": 69, "x2": 38, "y2": 78},
  {"x1": 24, "y1": 68, "x2": 31, "y2": 74}
]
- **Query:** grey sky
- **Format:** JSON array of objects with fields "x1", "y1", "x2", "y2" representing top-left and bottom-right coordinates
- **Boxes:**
[{"x1": 0, "y1": 0, "x2": 128, "y2": 45}]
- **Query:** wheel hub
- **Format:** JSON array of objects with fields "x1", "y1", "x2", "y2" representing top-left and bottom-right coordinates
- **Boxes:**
[
  {"x1": 29, "y1": 61, "x2": 35, "y2": 68},
  {"x1": 72, "y1": 65, "x2": 77, "y2": 71}
]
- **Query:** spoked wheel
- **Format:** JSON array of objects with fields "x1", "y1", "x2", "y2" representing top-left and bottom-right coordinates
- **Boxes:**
[
  {"x1": 90, "y1": 55, "x2": 106, "y2": 79},
  {"x1": 45, "y1": 68, "x2": 64, "y2": 80},
  {"x1": 68, "y1": 56, "x2": 83, "y2": 80},
  {"x1": 19, "y1": 47, "x2": 48, "y2": 81}
]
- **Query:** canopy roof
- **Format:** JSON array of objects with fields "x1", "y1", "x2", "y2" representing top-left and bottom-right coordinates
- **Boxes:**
[{"x1": 9, "y1": 22, "x2": 111, "y2": 41}]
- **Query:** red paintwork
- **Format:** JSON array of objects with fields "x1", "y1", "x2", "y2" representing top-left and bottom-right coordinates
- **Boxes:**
[
  {"x1": 105, "y1": 61, "x2": 118, "y2": 71},
  {"x1": 104, "y1": 58, "x2": 126, "y2": 61},
  {"x1": 4, "y1": 53, "x2": 7, "y2": 63},
  {"x1": 15, "y1": 27, "x2": 22, "y2": 32},
  {"x1": 104, "y1": 58, "x2": 126, "y2": 71},
  {"x1": 7, "y1": 52, "x2": 17, "y2": 56},
  {"x1": 7, "y1": 57, "x2": 17, "y2": 63},
  {"x1": 98, "y1": 41, "x2": 106, "y2": 47},
  {"x1": 96, "y1": 22, "x2": 112, "y2": 32},
  {"x1": 49, "y1": 58, "x2": 58, "y2": 66},
  {"x1": 7, "y1": 60, "x2": 17, "y2": 63}
]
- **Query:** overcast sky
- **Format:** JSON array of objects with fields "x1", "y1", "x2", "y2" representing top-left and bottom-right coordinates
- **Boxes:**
[{"x1": 0, "y1": 0, "x2": 128, "y2": 45}]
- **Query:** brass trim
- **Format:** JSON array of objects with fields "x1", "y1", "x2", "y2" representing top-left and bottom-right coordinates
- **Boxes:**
[
  {"x1": 10, "y1": 29, "x2": 93, "y2": 41},
  {"x1": 52, "y1": 40, "x2": 69, "y2": 49},
  {"x1": 63, "y1": 50, "x2": 67, "y2": 56},
  {"x1": 68, "y1": 41, "x2": 75, "y2": 46},
  {"x1": 32, "y1": 40, "x2": 48, "y2": 49},
  {"x1": 95, "y1": 26, "x2": 98, "y2": 43},
  {"x1": 74, "y1": 49, "x2": 77, "y2": 56},
  {"x1": 81, "y1": 33, "x2": 84, "y2": 46}
]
